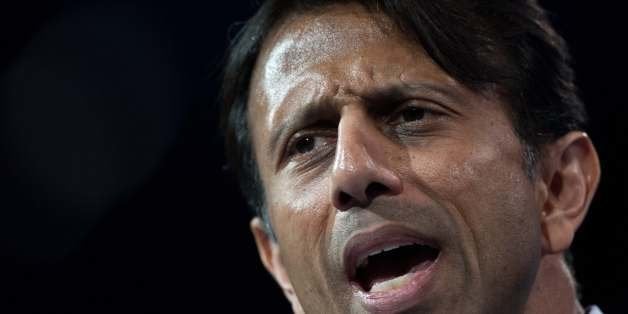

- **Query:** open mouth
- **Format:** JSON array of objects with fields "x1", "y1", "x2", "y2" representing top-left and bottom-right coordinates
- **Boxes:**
[
  {"x1": 351, "y1": 243, "x2": 440, "y2": 293},
  {"x1": 343, "y1": 225, "x2": 442, "y2": 312}
]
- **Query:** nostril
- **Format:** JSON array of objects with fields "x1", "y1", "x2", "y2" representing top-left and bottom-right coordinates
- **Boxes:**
[
  {"x1": 365, "y1": 182, "x2": 390, "y2": 201},
  {"x1": 335, "y1": 182, "x2": 392, "y2": 210},
  {"x1": 338, "y1": 191, "x2": 352, "y2": 208}
]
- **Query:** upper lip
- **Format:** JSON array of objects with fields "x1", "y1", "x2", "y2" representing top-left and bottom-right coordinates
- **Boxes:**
[{"x1": 342, "y1": 223, "x2": 440, "y2": 284}]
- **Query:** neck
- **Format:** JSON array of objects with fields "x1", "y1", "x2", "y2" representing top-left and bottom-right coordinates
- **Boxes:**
[{"x1": 524, "y1": 253, "x2": 585, "y2": 314}]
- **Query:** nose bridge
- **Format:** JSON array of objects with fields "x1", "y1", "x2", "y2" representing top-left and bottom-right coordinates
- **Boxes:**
[
  {"x1": 335, "y1": 110, "x2": 371, "y2": 172},
  {"x1": 331, "y1": 107, "x2": 402, "y2": 210}
]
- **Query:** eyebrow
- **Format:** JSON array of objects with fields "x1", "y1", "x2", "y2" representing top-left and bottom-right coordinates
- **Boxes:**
[{"x1": 266, "y1": 82, "x2": 463, "y2": 161}]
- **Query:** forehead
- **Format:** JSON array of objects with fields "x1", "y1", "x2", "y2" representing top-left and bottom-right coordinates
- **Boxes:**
[
  {"x1": 257, "y1": 4, "x2": 395, "y2": 76},
  {"x1": 248, "y1": 4, "x2": 452, "y2": 130},
  {"x1": 251, "y1": 4, "x2": 394, "y2": 108}
]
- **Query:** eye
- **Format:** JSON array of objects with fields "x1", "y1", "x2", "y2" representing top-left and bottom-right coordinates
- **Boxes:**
[
  {"x1": 400, "y1": 107, "x2": 426, "y2": 122},
  {"x1": 281, "y1": 127, "x2": 338, "y2": 171},
  {"x1": 387, "y1": 103, "x2": 446, "y2": 137},
  {"x1": 285, "y1": 131, "x2": 336, "y2": 161},
  {"x1": 390, "y1": 105, "x2": 434, "y2": 126},
  {"x1": 294, "y1": 135, "x2": 316, "y2": 154}
]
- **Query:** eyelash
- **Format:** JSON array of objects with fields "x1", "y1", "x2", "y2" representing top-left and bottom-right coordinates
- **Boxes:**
[
  {"x1": 285, "y1": 131, "x2": 336, "y2": 158},
  {"x1": 388, "y1": 104, "x2": 443, "y2": 132}
]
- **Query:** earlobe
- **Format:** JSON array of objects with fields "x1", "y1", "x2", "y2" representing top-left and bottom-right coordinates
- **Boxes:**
[
  {"x1": 250, "y1": 218, "x2": 304, "y2": 313},
  {"x1": 538, "y1": 132, "x2": 601, "y2": 254}
]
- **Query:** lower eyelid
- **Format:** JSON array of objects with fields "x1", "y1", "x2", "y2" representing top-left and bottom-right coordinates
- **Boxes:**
[{"x1": 290, "y1": 144, "x2": 336, "y2": 172}]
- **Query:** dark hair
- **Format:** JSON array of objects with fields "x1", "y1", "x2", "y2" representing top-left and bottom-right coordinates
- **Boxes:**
[{"x1": 220, "y1": 0, "x2": 587, "y2": 233}]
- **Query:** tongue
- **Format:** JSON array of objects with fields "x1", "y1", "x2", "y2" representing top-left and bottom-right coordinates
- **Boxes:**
[
  {"x1": 356, "y1": 244, "x2": 438, "y2": 292},
  {"x1": 370, "y1": 271, "x2": 416, "y2": 292},
  {"x1": 370, "y1": 260, "x2": 433, "y2": 292}
]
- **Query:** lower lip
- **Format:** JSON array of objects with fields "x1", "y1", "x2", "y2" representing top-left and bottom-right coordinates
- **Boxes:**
[{"x1": 354, "y1": 255, "x2": 439, "y2": 313}]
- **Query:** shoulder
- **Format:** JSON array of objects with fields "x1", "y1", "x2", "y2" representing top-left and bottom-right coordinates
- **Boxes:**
[{"x1": 585, "y1": 305, "x2": 603, "y2": 314}]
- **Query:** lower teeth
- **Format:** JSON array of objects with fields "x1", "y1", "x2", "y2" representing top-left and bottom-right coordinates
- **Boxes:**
[{"x1": 370, "y1": 272, "x2": 414, "y2": 292}]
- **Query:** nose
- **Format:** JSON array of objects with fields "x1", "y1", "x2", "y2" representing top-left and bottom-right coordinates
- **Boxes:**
[{"x1": 330, "y1": 110, "x2": 402, "y2": 210}]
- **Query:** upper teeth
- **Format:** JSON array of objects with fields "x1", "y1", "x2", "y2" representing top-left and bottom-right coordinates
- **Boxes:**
[{"x1": 356, "y1": 242, "x2": 416, "y2": 270}]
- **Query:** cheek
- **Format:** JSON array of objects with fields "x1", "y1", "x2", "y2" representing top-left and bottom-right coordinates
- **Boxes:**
[
  {"x1": 407, "y1": 110, "x2": 538, "y2": 235},
  {"x1": 266, "y1": 173, "x2": 333, "y2": 264},
  {"x1": 407, "y1": 131, "x2": 541, "y2": 292},
  {"x1": 446, "y1": 149, "x2": 540, "y2": 256},
  {"x1": 264, "y1": 173, "x2": 337, "y2": 308}
]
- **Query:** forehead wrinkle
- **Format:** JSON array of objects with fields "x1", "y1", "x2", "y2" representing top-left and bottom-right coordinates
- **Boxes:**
[
  {"x1": 254, "y1": 4, "x2": 467, "y2": 159},
  {"x1": 253, "y1": 10, "x2": 394, "y2": 158},
  {"x1": 264, "y1": 71, "x2": 330, "y2": 131}
]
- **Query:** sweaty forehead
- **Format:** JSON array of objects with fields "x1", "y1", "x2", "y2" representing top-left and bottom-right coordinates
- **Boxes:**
[
  {"x1": 249, "y1": 4, "x2": 424, "y2": 128},
  {"x1": 257, "y1": 4, "x2": 393, "y2": 78}
]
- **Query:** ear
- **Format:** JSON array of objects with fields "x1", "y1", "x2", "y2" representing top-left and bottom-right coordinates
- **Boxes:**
[
  {"x1": 250, "y1": 217, "x2": 304, "y2": 313},
  {"x1": 537, "y1": 132, "x2": 601, "y2": 254}
]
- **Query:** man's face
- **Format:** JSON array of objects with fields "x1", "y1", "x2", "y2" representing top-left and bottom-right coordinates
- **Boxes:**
[{"x1": 247, "y1": 4, "x2": 544, "y2": 313}]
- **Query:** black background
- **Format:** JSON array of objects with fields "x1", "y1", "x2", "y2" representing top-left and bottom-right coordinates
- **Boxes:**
[{"x1": 0, "y1": 1, "x2": 626, "y2": 313}]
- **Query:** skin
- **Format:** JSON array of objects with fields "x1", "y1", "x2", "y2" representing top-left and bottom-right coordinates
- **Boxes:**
[{"x1": 245, "y1": 4, "x2": 600, "y2": 314}]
